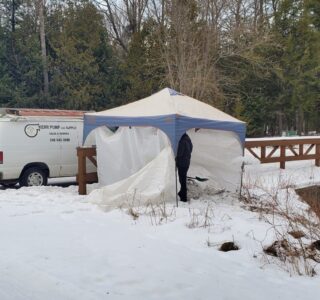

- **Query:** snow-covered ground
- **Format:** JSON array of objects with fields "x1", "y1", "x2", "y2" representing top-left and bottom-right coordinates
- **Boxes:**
[{"x1": 1, "y1": 155, "x2": 320, "y2": 299}]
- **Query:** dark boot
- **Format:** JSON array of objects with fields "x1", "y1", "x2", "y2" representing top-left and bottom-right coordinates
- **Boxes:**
[{"x1": 178, "y1": 191, "x2": 187, "y2": 202}]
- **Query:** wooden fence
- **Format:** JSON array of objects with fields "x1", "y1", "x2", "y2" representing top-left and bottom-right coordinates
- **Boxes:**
[
  {"x1": 77, "y1": 138, "x2": 320, "y2": 195},
  {"x1": 245, "y1": 138, "x2": 320, "y2": 169}
]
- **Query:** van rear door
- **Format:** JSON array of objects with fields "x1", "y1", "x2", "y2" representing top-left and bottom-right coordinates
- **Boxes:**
[{"x1": 58, "y1": 121, "x2": 82, "y2": 176}]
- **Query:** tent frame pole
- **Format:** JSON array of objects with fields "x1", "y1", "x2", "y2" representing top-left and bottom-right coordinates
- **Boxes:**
[
  {"x1": 175, "y1": 164, "x2": 178, "y2": 207},
  {"x1": 239, "y1": 161, "x2": 245, "y2": 200}
]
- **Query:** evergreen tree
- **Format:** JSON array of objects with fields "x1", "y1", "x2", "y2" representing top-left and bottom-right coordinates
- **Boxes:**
[
  {"x1": 121, "y1": 18, "x2": 167, "y2": 102},
  {"x1": 0, "y1": 25, "x2": 14, "y2": 105},
  {"x1": 0, "y1": 0, "x2": 44, "y2": 107},
  {"x1": 49, "y1": 1, "x2": 121, "y2": 110},
  {"x1": 274, "y1": 0, "x2": 320, "y2": 133}
]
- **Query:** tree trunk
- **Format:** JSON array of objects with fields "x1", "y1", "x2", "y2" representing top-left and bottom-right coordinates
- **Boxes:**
[
  {"x1": 299, "y1": 105, "x2": 304, "y2": 135},
  {"x1": 278, "y1": 112, "x2": 283, "y2": 136},
  {"x1": 258, "y1": 0, "x2": 264, "y2": 28},
  {"x1": 296, "y1": 105, "x2": 304, "y2": 135},
  {"x1": 11, "y1": 0, "x2": 16, "y2": 32},
  {"x1": 38, "y1": 0, "x2": 49, "y2": 98}
]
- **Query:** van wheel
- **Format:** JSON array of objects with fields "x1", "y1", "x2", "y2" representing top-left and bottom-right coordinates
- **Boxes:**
[{"x1": 19, "y1": 167, "x2": 48, "y2": 187}]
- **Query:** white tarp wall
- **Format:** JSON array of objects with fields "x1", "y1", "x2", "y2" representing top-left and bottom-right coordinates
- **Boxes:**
[
  {"x1": 188, "y1": 129, "x2": 243, "y2": 193},
  {"x1": 88, "y1": 126, "x2": 243, "y2": 210}
]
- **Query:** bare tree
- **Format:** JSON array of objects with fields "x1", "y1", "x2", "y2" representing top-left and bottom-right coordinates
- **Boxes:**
[
  {"x1": 148, "y1": 0, "x2": 166, "y2": 27},
  {"x1": 95, "y1": 0, "x2": 149, "y2": 52},
  {"x1": 160, "y1": 0, "x2": 223, "y2": 104},
  {"x1": 37, "y1": 0, "x2": 49, "y2": 97}
]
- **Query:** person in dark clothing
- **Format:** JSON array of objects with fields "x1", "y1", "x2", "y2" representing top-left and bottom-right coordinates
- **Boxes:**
[{"x1": 176, "y1": 133, "x2": 193, "y2": 202}]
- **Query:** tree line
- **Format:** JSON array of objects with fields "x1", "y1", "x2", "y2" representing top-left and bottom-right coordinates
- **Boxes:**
[{"x1": 0, "y1": 0, "x2": 319, "y2": 136}]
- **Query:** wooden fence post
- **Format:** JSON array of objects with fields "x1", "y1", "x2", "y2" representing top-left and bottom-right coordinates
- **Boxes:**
[
  {"x1": 280, "y1": 145, "x2": 286, "y2": 169},
  {"x1": 316, "y1": 144, "x2": 320, "y2": 167},
  {"x1": 77, "y1": 147, "x2": 87, "y2": 195},
  {"x1": 261, "y1": 146, "x2": 266, "y2": 161}
]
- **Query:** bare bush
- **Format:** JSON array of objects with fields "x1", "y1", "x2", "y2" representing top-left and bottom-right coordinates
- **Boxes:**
[{"x1": 241, "y1": 176, "x2": 320, "y2": 276}]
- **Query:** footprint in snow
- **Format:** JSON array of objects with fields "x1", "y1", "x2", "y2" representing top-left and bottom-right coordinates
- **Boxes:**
[
  {"x1": 77, "y1": 208, "x2": 92, "y2": 212},
  {"x1": 61, "y1": 210, "x2": 74, "y2": 214},
  {"x1": 10, "y1": 213, "x2": 29, "y2": 217},
  {"x1": 32, "y1": 210, "x2": 44, "y2": 214}
]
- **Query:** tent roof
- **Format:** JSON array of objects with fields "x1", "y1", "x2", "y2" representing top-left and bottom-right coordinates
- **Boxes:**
[
  {"x1": 86, "y1": 88, "x2": 244, "y2": 124},
  {"x1": 84, "y1": 88, "x2": 246, "y2": 152}
]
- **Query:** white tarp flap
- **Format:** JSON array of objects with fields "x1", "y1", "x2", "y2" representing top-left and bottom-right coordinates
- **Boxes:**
[
  {"x1": 95, "y1": 126, "x2": 169, "y2": 186},
  {"x1": 88, "y1": 146, "x2": 176, "y2": 210},
  {"x1": 188, "y1": 129, "x2": 243, "y2": 193}
]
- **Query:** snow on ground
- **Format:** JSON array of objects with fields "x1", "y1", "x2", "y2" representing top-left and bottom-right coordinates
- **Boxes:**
[{"x1": 1, "y1": 157, "x2": 320, "y2": 299}]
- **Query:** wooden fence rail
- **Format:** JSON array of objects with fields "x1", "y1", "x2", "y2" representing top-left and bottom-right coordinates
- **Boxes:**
[{"x1": 245, "y1": 138, "x2": 320, "y2": 169}]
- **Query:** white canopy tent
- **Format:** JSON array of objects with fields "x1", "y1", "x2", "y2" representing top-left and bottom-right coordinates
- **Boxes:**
[{"x1": 84, "y1": 88, "x2": 246, "y2": 209}]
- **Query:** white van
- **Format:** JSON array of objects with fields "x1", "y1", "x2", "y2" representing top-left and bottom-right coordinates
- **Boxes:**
[{"x1": 0, "y1": 108, "x2": 94, "y2": 187}]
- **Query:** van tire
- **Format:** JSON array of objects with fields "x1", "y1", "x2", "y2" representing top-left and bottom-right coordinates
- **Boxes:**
[{"x1": 19, "y1": 167, "x2": 48, "y2": 187}]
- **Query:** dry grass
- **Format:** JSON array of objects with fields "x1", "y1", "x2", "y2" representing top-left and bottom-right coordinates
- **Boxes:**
[
  {"x1": 186, "y1": 203, "x2": 214, "y2": 229},
  {"x1": 146, "y1": 201, "x2": 177, "y2": 226},
  {"x1": 123, "y1": 193, "x2": 216, "y2": 229},
  {"x1": 122, "y1": 192, "x2": 177, "y2": 225},
  {"x1": 241, "y1": 176, "x2": 320, "y2": 276}
]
